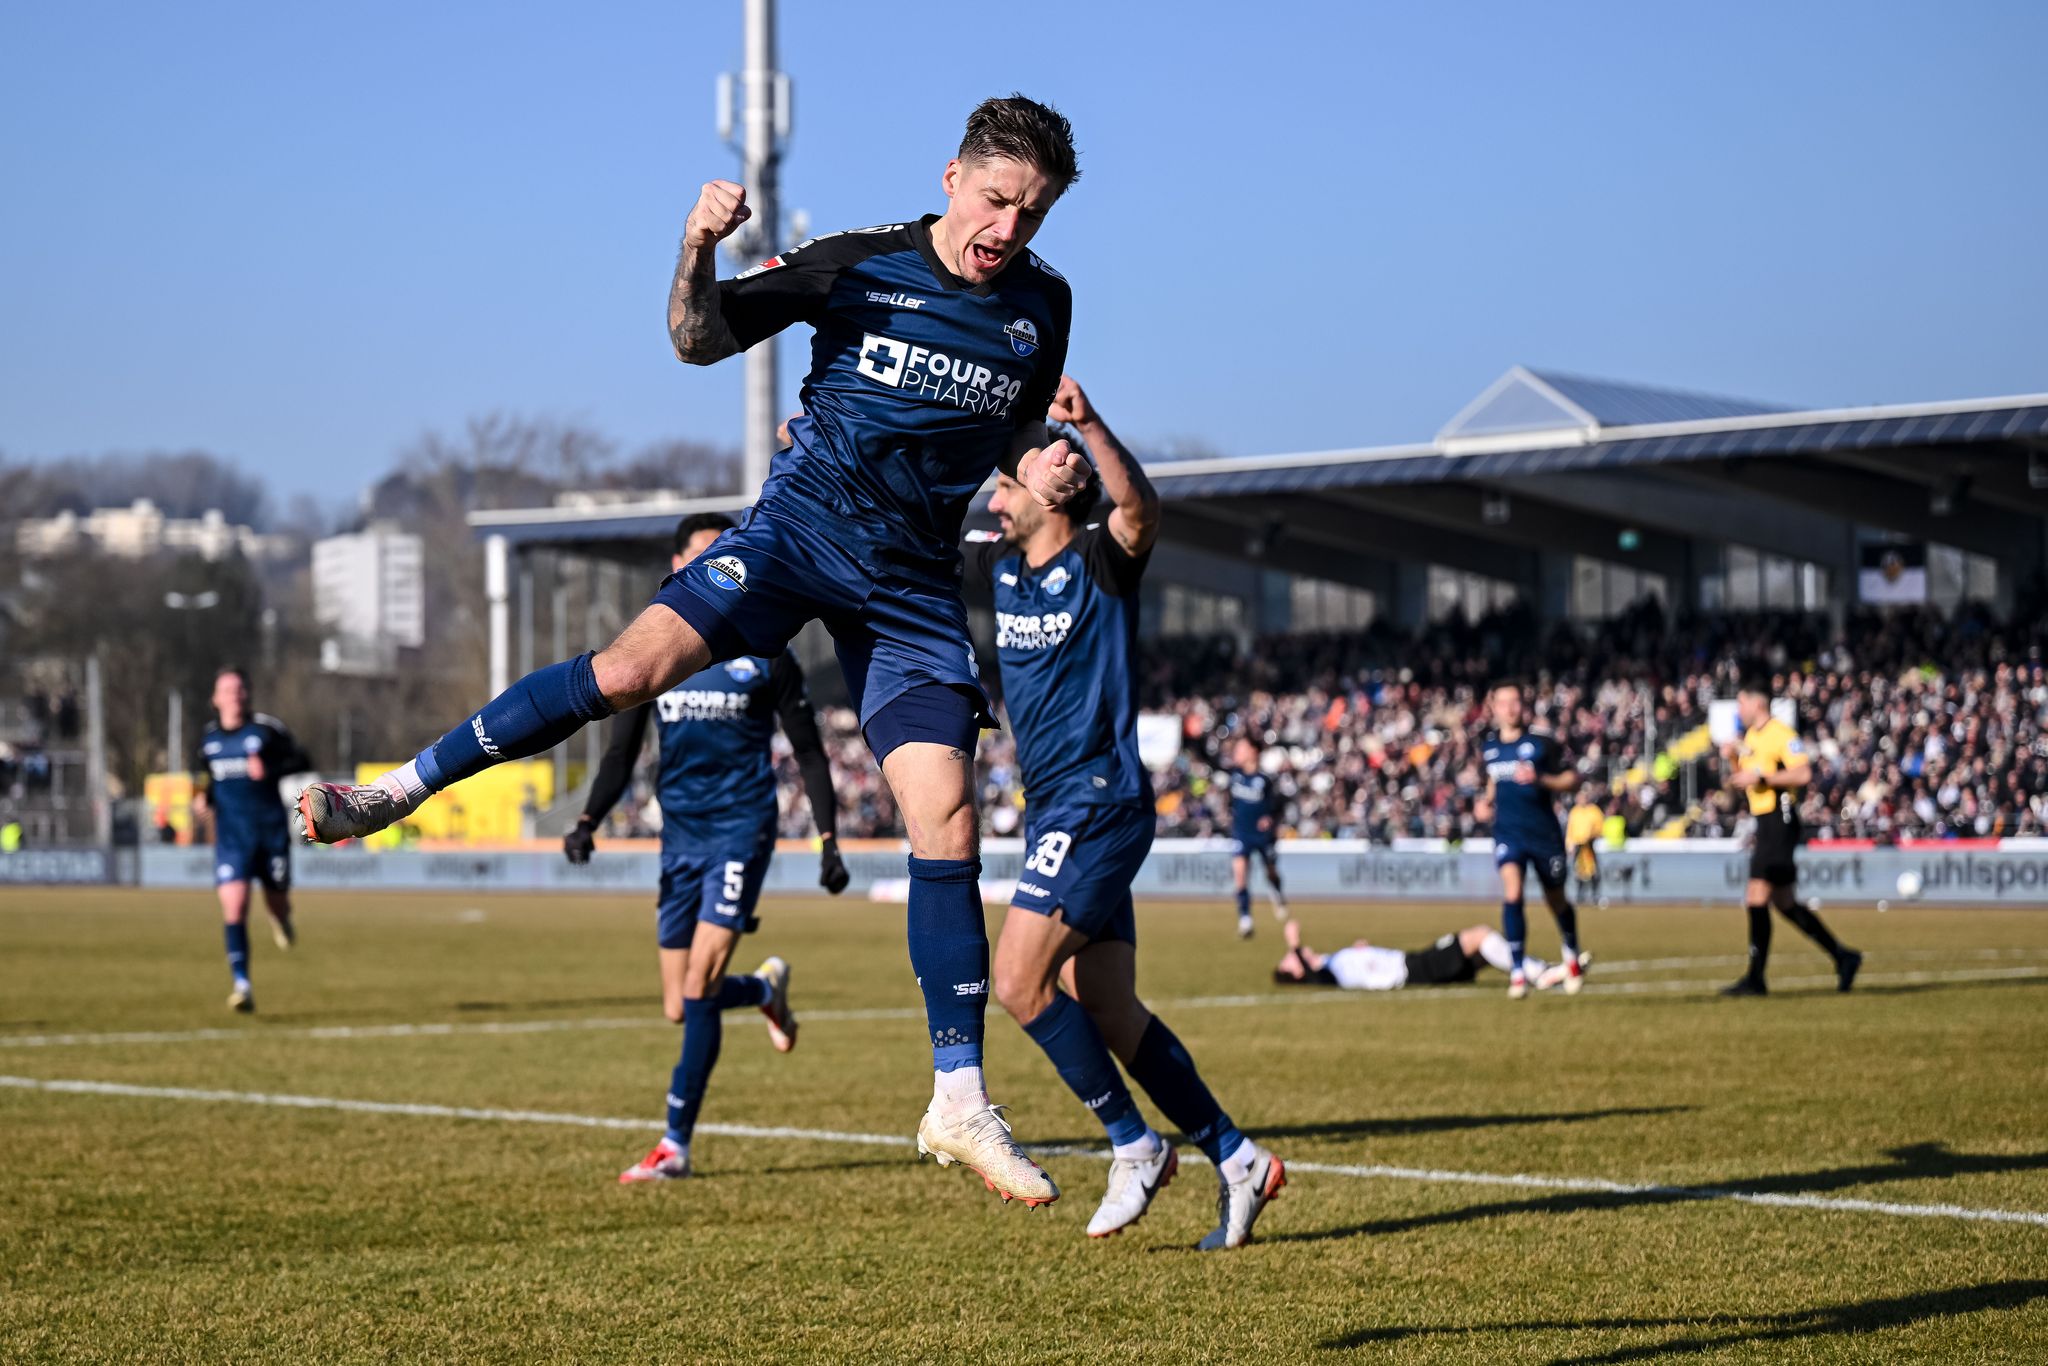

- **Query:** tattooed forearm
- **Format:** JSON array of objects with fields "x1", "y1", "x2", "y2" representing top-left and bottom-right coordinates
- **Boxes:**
[{"x1": 668, "y1": 237, "x2": 741, "y2": 365}]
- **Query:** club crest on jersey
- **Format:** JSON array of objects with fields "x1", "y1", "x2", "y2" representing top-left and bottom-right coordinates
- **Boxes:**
[
  {"x1": 724, "y1": 658, "x2": 759, "y2": 682},
  {"x1": 1004, "y1": 318, "x2": 1039, "y2": 357},
  {"x1": 1042, "y1": 566, "x2": 1070, "y2": 596},
  {"x1": 705, "y1": 556, "x2": 748, "y2": 593}
]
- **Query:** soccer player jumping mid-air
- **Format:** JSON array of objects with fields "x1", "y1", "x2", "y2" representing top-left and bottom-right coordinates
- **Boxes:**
[
  {"x1": 568, "y1": 513, "x2": 851, "y2": 1183},
  {"x1": 193, "y1": 667, "x2": 312, "y2": 1013},
  {"x1": 969, "y1": 376, "x2": 1286, "y2": 1247},
  {"x1": 1473, "y1": 680, "x2": 1586, "y2": 999},
  {"x1": 299, "y1": 95, "x2": 1090, "y2": 1207},
  {"x1": 1224, "y1": 736, "x2": 1288, "y2": 938}
]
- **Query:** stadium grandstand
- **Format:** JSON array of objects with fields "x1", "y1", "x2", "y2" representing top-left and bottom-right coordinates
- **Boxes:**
[{"x1": 463, "y1": 367, "x2": 2048, "y2": 845}]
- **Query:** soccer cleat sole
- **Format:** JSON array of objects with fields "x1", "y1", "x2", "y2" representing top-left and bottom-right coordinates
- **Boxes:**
[
  {"x1": 915, "y1": 1134, "x2": 1059, "y2": 1209},
  {"x1": 1087, "y1": 1147, "x2": 1179, "y2": 1239}
]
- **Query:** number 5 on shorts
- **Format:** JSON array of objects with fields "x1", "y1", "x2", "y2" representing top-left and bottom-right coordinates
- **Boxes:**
[{"x1": 722, "y1": 861, "x2": 746, "y2": 903}]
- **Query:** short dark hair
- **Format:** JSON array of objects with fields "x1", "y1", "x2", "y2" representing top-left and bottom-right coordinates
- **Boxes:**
[
  {"x1": 1487, "y1": 678, "x2": 1524, "y2": 698},
  {"x1": 1738, "y1": 671, "x2": 1773, "y2": 698},
  {"x1": 960, "y1": 94, "x2": 1080, "y2": 191},
  {"x1": 674, "y1": 512, "x2": 735, "y2": 555},
  {"x1": 215, "y1": 665, "x2": 249, "y2": 689}
]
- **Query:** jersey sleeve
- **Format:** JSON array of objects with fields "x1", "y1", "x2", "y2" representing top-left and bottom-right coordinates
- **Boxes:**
[
  {"x1": 1078, "y1": 521, "x2": 1149, "y2": 598},
  {"x1": 1536, "y1": 733, "x2": 1568, "y2": 775},
  {"x1": 581, "y1": 703, "x2": 652, "y2": 825},
  {"x1": 959, "y1": 531, "x2": 1005, "y2": 593},
  {"x1": 259, "y1": 717, "x2": 313, "y2": 775},
  {"x1": 770, "y1": 653, "x2": 839, "y2": 839},
  {"x1": 1012, "y1": 273, "x2": 1073, "y2": 431},
  {"x1": 715, "y1": 232, "x2": 863, "y2": 351}
]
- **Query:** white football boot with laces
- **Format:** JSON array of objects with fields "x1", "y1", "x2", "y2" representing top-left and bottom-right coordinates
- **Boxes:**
[
  {"x1": 297, "y1": 780, "x2": 416, "y2": 844},
  {"x1": 1198, "y1": 1143, "x2": 1286, "y2": 1250},
  {"x1": 1087, "y1": 1141, "x2": 1178, "y2": 1238},
  {"x1": 756, "y1": 957, "x2": 797, "y2": 1053},
  {"x1": 619, "y1": 1140, "x2": 692, "y2": 1183},
  {"x1": 916, "y1": 1103, "x2": 1060, "y2": 1208}
]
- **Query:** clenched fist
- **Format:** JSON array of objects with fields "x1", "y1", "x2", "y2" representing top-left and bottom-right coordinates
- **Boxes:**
[
  {"x1": 1047, "y1": 374, "x2": 1096, "y2": 428},
  {"x1": 685, "y1": 179, "x2": 752, "y2": 250},
  {"x1": 1022, "y1": 439, "x2": 1093, "y2": 509}
]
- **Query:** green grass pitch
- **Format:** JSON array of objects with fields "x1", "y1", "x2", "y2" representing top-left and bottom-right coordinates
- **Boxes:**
[{"x1": 3, "y1": 888, "x2": 2046, "y2": 1362}]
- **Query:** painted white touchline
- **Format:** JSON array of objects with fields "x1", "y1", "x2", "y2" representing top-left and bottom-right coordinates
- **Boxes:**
[
  {"x1": 3, "y1": 964, "x2": 2043, "y2": 1049},
  {"x1": 2, "y1": 1074, "x2": 2043, "y2": 1229}
]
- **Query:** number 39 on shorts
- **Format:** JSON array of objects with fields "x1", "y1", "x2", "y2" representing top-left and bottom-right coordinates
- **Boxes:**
[{"x1": 1025, "y1": 831, "x2": 1072, "y2": 877}]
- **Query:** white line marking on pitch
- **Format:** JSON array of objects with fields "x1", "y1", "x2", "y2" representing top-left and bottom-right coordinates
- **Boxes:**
[
  {"x1": 2, "y1": 1073, "x2": 2043, "y2": 1229},
  {"x1": 2, "y1": 963, "x2": 2042, "y2": 1050}
]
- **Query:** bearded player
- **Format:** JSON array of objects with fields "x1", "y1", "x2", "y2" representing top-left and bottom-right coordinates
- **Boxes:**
[
  {"x1": 299, "y1": 96, "x2": 1090, "y2": 1208},
  {"x1": 971, "y1": 376, "x2": 1286, "y2": 1248}
]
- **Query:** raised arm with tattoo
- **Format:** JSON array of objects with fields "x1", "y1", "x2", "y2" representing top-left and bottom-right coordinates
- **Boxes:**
[
  {"x1": 1048, "y1": 375, "x2": 1159, "y2": 556},
  {"x1": 667, "y1": 179, "x2": 751, "y2": 365}
]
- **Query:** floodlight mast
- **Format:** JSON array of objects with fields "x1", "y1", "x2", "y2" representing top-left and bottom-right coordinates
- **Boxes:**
[{"x1": 717, "y1": 0, "x2": 798, "y2": 498}]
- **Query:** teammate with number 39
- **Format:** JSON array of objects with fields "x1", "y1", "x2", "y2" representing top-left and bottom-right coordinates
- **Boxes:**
[{"x1": 968, "y1": 377, "x2": 1286, "y2": 1248}]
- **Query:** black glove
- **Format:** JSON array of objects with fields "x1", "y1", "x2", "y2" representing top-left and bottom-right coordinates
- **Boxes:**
[
  {"x1": 563, "y1": 817, "x2": 596, "y2": 865},
  {"x1": 818, "y1": 836, "x2": 850, "y2": 895}
]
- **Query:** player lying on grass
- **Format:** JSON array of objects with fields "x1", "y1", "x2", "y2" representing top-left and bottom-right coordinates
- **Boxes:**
[
  {"x1": 564, "y1": 513, "x2": 849, "y2": 1183},
  {"x1": 299, "y1": 95, "x2": 1090, "y2": 1208},
  {"x1": 1271, "y1": 918, "x2": 1582, "y2": 992},
  {"x1": 192, "y1": 667, "x2": 312, "y2": 1013},
  {"x1": 1472, "y1": 680, "x2": 1586, "y2": 999},
  {"x1": 970, "y1": 376, "x2": 1286, "y2": 1245},
  {"x1": 1224, "y1": 736, "x2": 1289, "y2": 939}
]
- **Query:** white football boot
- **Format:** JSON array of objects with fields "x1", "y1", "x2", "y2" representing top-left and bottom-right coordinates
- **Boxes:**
[
  {"x1": 1506, "y1": 970, "x2": 1531, "y2": 1000},
  {"x1": 756, "y1": 956, "x2": 796, "y2": 1053},
  {"x1": 1197, "y1": 1143, "x2": 1287, "y2": 1250},
  {"x1": 619, "y1": 1140, "x2": 692, "y2": 1183},
  {"x1": 1087, "y1": 1141, "x2": 1179, "y2": 1238},
  {"x1": 227, "y1": 981, "x2": 255, "y2": 1013},
  {"x1": 916, "y1": 1103, "x2": 1059, "y2": 1208},
  {"x1": 297, "y1": 781, "x2": 415, "y2": 844}
]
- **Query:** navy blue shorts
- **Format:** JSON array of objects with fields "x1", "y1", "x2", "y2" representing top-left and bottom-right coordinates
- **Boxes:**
[
  {"x1": 656, "y1": 841, "x2": 773, "y2": 949},
  {"x1": 215, "y1": 827, "x2": 292, "y2": 890},
  {"x1": 652, "y1": 501, "x2": 992, "y2": 733},
  {"x1": 1231, "y1": 834, "x2": 1278, "y2": 860},
  {"x1": 1495, "y1": 839, "x2": 1569, "y2": 891},
  {"x1": 1011, "y1": 802, "x2": 1154, "y2": 946}
]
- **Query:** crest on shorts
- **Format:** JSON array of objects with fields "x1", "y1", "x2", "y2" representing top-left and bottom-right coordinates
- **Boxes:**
[{"x1": 705, "y1": 556, "x2": 748, "y2": 593}]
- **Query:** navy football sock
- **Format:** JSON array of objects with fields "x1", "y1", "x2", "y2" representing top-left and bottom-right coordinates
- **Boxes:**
[
  {"x1": 714, "y1": 974, "x2": 770, "y2": 1010},
  {"x1": 665, "y1": 998, "x2": 724, "y2": 1145},
  {"x1": 906, "y1": 857, "x2": 987, "y2": 1073},
  {"x1": 1550, "y1": 899, "x2": 1580, "y2": 958},
  {"x1": 414, "y1": 652, "x2": 613, "y2": 792},
  {"x1": 223, "y1": 921, "x2": 250, "y2": 984},
  {"x1": 1022, "y1": 994, "x2": 1149, "y2": 1148},
  {"x1": 1126, "y1": 1015, "x2": 1242, "y2": 1164},
  {"x1": 1501, "y1": 898, "x2": 1527, "y2": 973},
  {"x1": 1234, "y1": 887, "x2": 1251, "y2": 918}
]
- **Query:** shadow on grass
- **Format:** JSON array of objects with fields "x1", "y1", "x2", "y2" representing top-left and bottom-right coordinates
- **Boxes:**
[
  {"x1": 1032, "y1": 1106, "x2": 1692, "y2": 1153},
  {"x1": 454, "y1": 995, "x2": 657, "y2": 1013},
  {"x1": 1271, "y1": 1143, "x2": 2048, "y2": 1246},
  {"x1": 1318, "y1": 1278, "x2": 2048, "y2": 1359}
]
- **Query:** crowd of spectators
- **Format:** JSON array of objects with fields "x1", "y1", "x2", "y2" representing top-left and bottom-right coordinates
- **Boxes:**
[{"x1": 606, "y1": 599, "x2": 2048, "y2": 847}]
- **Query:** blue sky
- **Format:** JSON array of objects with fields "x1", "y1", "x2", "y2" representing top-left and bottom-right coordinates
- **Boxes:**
[{"x1": 4, "y1": 1, "x2": 2044, "y2": 508}]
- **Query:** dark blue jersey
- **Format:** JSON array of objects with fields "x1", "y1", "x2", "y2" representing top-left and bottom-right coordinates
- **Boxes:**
[
  {"x1": 1481, "y1": 728, "x2": 1568, "y2": 848},
  {"x1": 964, "y1": 523, "x2": 1149, "y2": 809},
  {"x1": 1228, "y1": 766, "x2": 1280, "y2": 842},
  {"x1": 582, "y1": 652, "x2": 837, "y2": 854},
  {"x1": 718, "y1": 217, "x2": 1071, "y2": 587},
  {"x1": 197, "y1": 715, "x2": 307, "y2": 844}
]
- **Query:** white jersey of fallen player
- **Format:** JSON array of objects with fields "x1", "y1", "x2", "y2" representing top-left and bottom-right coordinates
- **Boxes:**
[{"x1": 1326, "y1": 945, "x2": 1409, "y2": 991}]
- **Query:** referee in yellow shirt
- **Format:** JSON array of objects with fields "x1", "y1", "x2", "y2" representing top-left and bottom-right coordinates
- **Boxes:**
[
  {"x1": 1721, "y1": 674, "x2": 1861, "y2": 996},
  {"x1": 1565, "y1": 790, "x2": 1604, "y2": 906}
]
